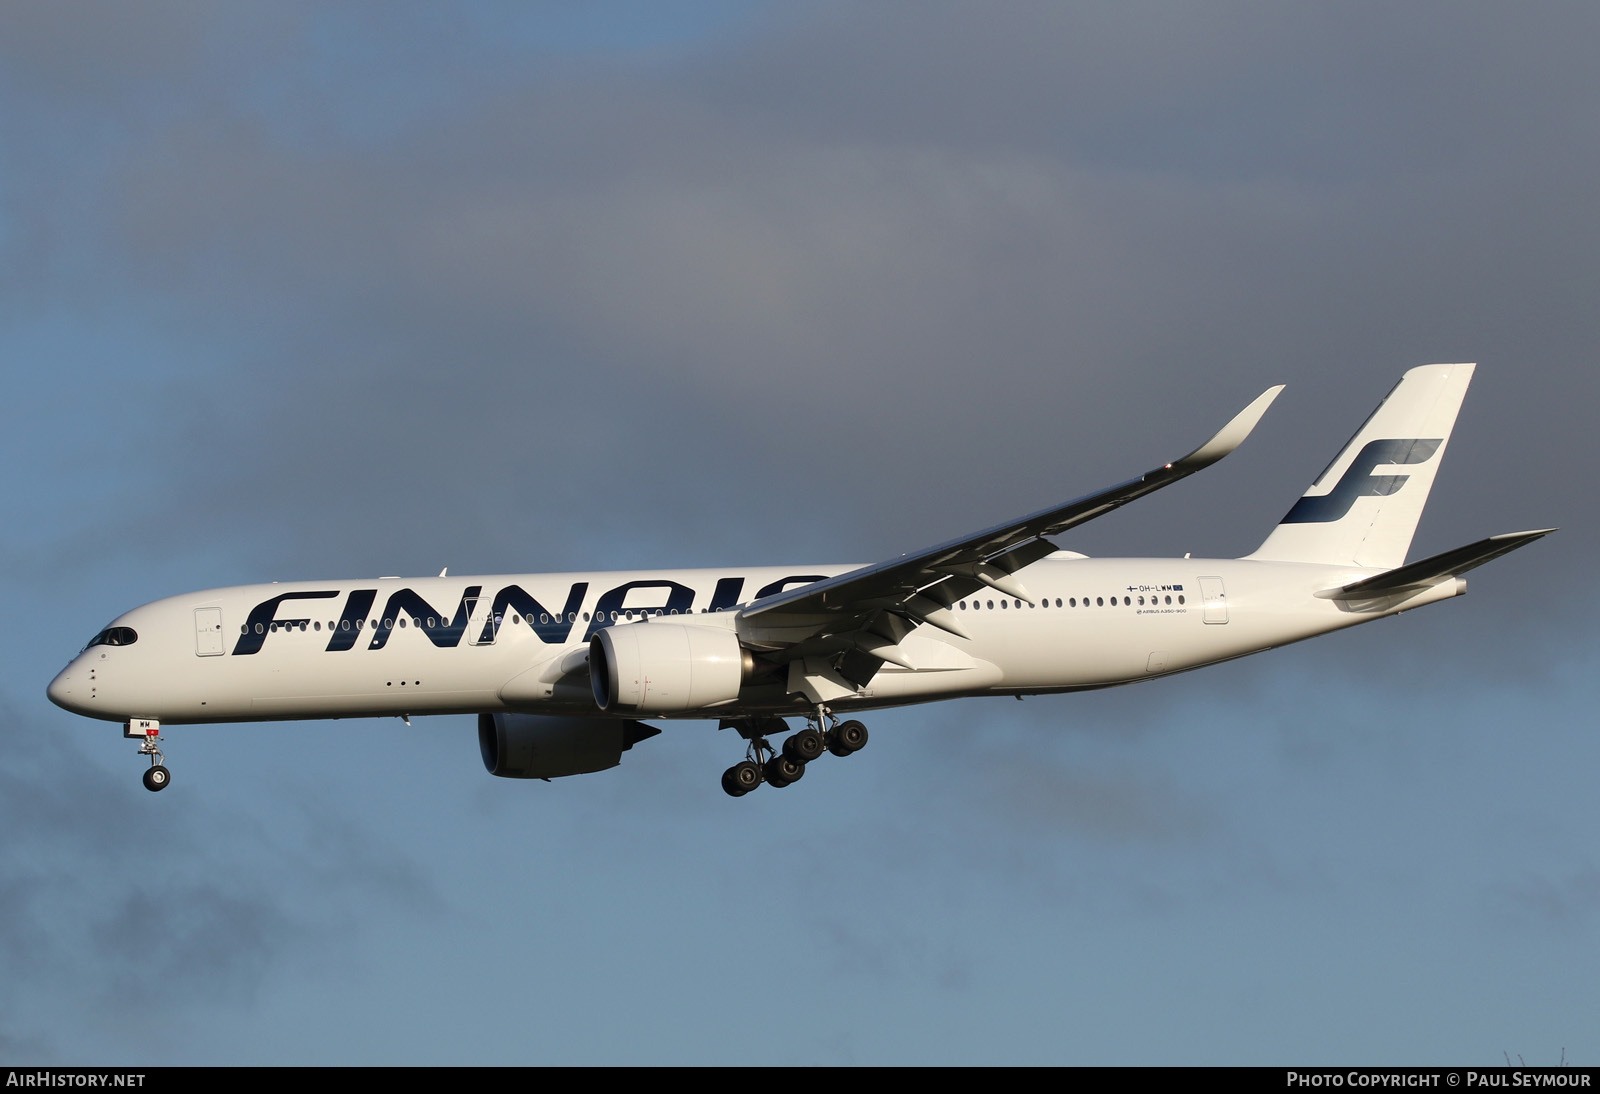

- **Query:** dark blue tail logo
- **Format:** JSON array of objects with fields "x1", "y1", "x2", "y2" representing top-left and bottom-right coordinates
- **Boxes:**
[{"x1": 1281, "y1": 438, "x2": 1441, "y2": 524}]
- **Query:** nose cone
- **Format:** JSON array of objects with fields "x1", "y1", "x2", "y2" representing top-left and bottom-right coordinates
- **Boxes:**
[{"x1": 48, "y1": 663, "x2": 88, "y2": 715}]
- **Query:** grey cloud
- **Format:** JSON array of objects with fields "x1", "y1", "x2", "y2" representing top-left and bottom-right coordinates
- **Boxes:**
[
  {"x1": 0, "y1": 2, "x2": 230, "y2": 102},
  {"x1": 814, "y1": 916, "x2": 974, "y2": 994},
  {"x1": 1487, "y1": 865, "x2": 1600, "y2": 934},
  {"x1": 976, "y1": 754, "x2": 1214, "y2": 843},
  {"x1": 0, "y1": 696, "x2": 437, "y2": 1058},
  {"x1": 3, "y1": 4, "x2": 1590, "y2": 617}
]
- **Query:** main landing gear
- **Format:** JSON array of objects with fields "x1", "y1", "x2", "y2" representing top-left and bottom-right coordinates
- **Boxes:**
[
  {"x1": 720, "y1": 708, "x2": 869, "y2": 797},
  {"x1": 126, "y1": 719, "x2": 170, "y2": 792}
]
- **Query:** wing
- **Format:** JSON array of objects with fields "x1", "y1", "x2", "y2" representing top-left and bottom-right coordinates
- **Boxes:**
[{"x1": 736, "y1": 385, "x2": 1284, "y2": 686}]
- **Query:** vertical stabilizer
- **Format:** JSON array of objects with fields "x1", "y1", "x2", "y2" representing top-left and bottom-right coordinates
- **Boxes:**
[{"x1": 1247, "y1": 363, "x2": 1475, "y2": 569}]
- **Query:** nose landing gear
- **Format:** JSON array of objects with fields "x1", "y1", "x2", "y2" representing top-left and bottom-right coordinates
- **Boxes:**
[
  {"x1": 719, "y1": 707, "x2": 869, "y2": 797},
  {"x1": 126, "y1": 719, "x2": 170, "y2": 792}
]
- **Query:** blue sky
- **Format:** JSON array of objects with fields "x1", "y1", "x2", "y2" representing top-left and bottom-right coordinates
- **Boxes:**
[{"x1": 2, "y1": 1, "x2": 1596, "y2": 1064}]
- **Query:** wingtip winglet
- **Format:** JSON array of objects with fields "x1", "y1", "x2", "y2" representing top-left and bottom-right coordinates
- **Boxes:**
[{"x1": 1175, "y1": 384, "x2": 1285, "y2": 469}]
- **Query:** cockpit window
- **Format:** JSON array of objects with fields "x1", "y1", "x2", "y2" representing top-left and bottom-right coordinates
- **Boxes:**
[{"x1": 84, "y1": 627, "x2": 138, "y2": 651}]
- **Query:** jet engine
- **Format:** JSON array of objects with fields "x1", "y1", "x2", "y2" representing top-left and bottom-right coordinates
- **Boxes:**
[
  {"x1": 589, "y1": 623, "x2": 752, "y2": 714},
  {"x1": 478, "y1": 712, "x2": 661, "y2": 780}
]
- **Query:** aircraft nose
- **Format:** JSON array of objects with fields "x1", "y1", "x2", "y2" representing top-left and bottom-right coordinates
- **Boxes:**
[{"x1": 47, "y1": 664, "x2": 85, "y2": 714}]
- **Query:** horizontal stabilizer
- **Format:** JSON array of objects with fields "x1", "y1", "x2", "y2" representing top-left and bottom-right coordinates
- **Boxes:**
[{"x1": 1321, "y1": 528, "x2": 1556, "y2": 599}]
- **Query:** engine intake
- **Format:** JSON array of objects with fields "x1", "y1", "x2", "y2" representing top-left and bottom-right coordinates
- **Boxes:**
[{"x1": 589, "y1": 623, "x2": 752, "y2": 714}]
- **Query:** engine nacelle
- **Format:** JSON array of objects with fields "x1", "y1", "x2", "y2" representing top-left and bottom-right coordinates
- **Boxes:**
[
  {"x1": 478, "y1": 712, "x2": 660, "y2": 780},
  {"x1": 589, "y1": 623, "x2": 751, "y2": 714}
]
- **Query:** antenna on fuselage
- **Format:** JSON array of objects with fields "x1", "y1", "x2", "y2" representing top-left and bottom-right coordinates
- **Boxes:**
[{"x1": 439, "y1": 567, "x2": 449, "y2": 577}]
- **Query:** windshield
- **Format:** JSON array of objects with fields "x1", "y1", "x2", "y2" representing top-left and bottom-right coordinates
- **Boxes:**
[{"x1": 83, "y1": 626, "x2": 138, "y2": 651}]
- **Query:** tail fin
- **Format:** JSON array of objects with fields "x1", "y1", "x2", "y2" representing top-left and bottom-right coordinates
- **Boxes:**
[{"x1": 1248, "y1": 363, "x2": 1475, "y2": 569}]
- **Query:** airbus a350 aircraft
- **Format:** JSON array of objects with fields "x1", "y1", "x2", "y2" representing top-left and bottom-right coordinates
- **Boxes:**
[{"x1": 49, "y1": 364, "x2": 1550, "y2": 796}]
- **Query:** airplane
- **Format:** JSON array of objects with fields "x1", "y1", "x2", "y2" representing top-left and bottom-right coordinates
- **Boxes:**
[{"x1": 48, "y1": 363, "x2": 1552, "y2": 797}]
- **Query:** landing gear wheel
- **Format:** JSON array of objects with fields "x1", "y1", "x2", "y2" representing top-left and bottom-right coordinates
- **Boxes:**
[
  {"x1": 827, "y1": 720, "x2": 868, "y2": 756},
  {"x1": 142, "y1": 765, "x2": 170, "y2": 792},
  {"x1": 783, "y1": 727, "x2": 825, "y2": 764},
  {"x1": 722, "y1": 760, "x2": 763, "y2": 797},
  {"x1": 764, "y1": 754, "x2": 805, "y2": 787}
]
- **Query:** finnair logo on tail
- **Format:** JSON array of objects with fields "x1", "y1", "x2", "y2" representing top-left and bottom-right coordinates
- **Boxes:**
[{"x1": 1281, "y1": 438, "x2": 1442, "y2": 524}]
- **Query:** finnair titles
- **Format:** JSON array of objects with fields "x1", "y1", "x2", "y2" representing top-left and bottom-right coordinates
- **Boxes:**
[{"x1": 49, "y1": 364, "x2": 1552, "y2": 797}]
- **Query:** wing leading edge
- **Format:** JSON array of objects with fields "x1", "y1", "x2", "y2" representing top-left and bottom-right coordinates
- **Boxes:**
[{"x1": 736, "y1": 385, "x2": 1284, "y2": 685}]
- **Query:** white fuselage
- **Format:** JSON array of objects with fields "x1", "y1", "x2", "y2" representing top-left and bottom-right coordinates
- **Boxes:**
[{"x1": 45, "y1": 556, "x2": 1461, "y2": 727}]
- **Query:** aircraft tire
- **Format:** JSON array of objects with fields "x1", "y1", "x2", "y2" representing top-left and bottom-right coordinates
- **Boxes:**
[
  {"x1": 829, "y1": 720, "x2": 868, "y2": 756},
  {"x1": 764, "y1": 755, "x2": 804, "y2": 787},
  {"x1": 723, "y1": 761, "x2": 762, "y2": 797},
  {"x1": 784, "y1": 728, "x2": 825, "y2": 764},
  {"x1": 143, "y1": 765, "x2": 170, "y2": 792}
]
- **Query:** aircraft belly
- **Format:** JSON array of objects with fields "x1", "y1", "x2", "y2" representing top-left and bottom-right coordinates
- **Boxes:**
[{"x1": 248, "y1": 690, "x2": 501, "y2": 718}]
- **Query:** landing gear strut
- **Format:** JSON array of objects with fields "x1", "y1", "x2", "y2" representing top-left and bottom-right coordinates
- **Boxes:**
[
  {"x1": 720, "y1": 722, "x2": 782, "y2": 798},
  {"x1": 127, "y1": 719, "x2": 170, "y2": 792},
  {"x1": 719, "y1": 707, "x2": 869, "y2": 797}
]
